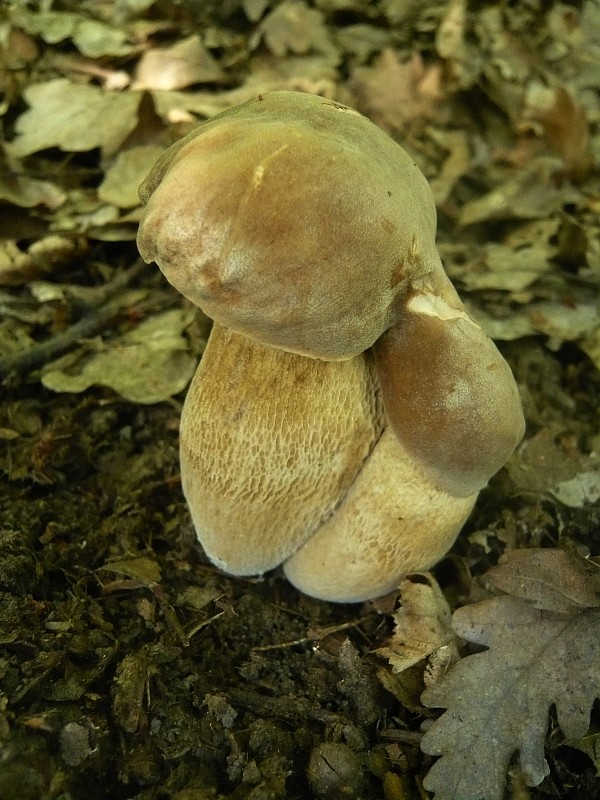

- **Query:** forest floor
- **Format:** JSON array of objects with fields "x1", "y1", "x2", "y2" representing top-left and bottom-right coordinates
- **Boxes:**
[{"x1": 1, "y1": 2, "x2": 599, "y2": 799}]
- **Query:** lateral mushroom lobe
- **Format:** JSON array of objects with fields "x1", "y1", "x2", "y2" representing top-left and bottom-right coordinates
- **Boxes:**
[
  {"x1": 137, "y1": 91, "x2": 525, "y2": 602},
  {"x1": 373, "y1": 283, "x2": 525, "y2": 498}
]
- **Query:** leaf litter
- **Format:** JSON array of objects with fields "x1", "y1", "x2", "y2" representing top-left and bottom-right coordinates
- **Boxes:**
[
  {"x1": 1, "y1": 1, "x2": 599, "y2": 798},
  {"x1": 420, "y1": 549, "x2": 600, "y2": 800}
]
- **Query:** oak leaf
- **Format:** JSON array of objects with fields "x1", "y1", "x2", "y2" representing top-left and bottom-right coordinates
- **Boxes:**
[
  {"x1": 421, "y1": 549, "x2": 600, "y2": 800},
  {"x1": 487, "y1": 548, "x2": 600, "y2": 614},
  {"x1": 8, "y1": 79, "x2": 141, "y2": 158}
]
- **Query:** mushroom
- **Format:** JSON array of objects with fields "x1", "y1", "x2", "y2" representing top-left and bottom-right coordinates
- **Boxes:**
[{"x1": 137, "y1": 91, "x2": 525, "y2": 603}]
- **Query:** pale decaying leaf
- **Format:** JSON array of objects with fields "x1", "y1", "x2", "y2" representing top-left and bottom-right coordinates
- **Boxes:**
[
  {"x1": 146, "y1": 55, "x2": 340, "y2": 125},
  {"x1": 581, "y1": 330, "x2": 600, "y2": 379},
  {"x1": 469, "y1": 300, "x2": 600, "y2": 373},
  {"x1": 435, "y1": 0, "x2": 481, "y2": 89},
  {"x1": 551, "y1": 471, "x2": 600, "y2": 508},
  {"x1": 8, "y1": 8, "x2": 137, "y2": 58},
  {"x1": 133, "y1": 35, "x2": 225, "y2": 91},
  {"x1": 0, "y1": 236, "x2": 88, "y2": 287},
  {"x1": 243, "y1": 0, "x2": 270, "y2": 23},
  {"x1": 8, "y1": 79, "x2": 141, "y2": 158},
  {"x1": 459, "y1": 156, "x2": 580, "y2": 225},
  {"x1": 377, "y1": 575, "x2": 459, "y2": 683},
  {"x1": 101, "y1": 556, "x2": 161, "y2": 587},
  {"x1": 41, "y1": 308, "x2": 196, "y2": 404},
  {"x1": 444, "y1": 240, "x2": 553, "y2": 293},
  {"x1": 350, "y1": 49, "x2": 445, "y2": 136},
  {"x1": 427, "y1": 129, "x2": 471, "y2": 206},
  {"x1": 0, "y1": 169, "x2": 66, "y2": 210},
  {"x1": 421, "y1": 550, "x2": 600, "y2": 800},
  {"x1": 521, "y1": 82, "x2": 591, "y2": 173}
]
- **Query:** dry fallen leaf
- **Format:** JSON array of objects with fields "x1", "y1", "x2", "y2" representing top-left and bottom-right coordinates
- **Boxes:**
[
  {"x1": 487, "y1": 548, "x2": 600, "y2": 614},
  {"x1": 98, "y1": 145, "x2": 165, "y2": 209},
  {"x1": 377, "y1": 575, "x2": 458, "y2": 680},
  {"x1": 101, "y1": 556, "x2": 162, "y2": 586},
  {"x1": 8, "y1": 7, "x2": 137, "y2": 58},
  {"x1": 0, "y1": 147, "x2": 66, "y2": 209},
  {"x1": 133, "y1": 35, "x2": 225, "y2": 91},
  {"x1": 8, "y1": 79, "x2": 141, "y2": 158},
  {"x1": 435, "y1": 0, "x2": 481, "y2": 89},
  {"x1": 421, "y1": 549, "x2": 600, "y2": 800},
  {"x1": 427, "y1": 129, "x2": 472, "y2": 206},
  {"x1": 505, "y1": 426, "x2": 600, "y2": 507},
  {"x1": 350, "y1": 49, "x2": 445, "y2": 137},
  {"x1": 521, "y1": 82, "x2": 591, "y2": 174},
  {"x1": 41, "y1": 308, "x2": 196, "y2": 404},
  {"x1": 251, "y1": 0, "x2": 336, "y2": 58},
  {"x1": 459, "y1": 156, "x2": 580, "y2": 225}
]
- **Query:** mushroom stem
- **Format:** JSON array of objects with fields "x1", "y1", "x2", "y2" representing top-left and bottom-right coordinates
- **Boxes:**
[
  {"x1": 180, "y1": 323, "x2": 385, "y2": 576},
  {"x1": 283, "y1": 427, "x2": 476, "y2": 602}
]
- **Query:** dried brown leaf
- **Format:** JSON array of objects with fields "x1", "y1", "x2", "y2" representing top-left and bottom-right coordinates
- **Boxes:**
[
  {"x1": 350, "y1": 49, "x2": 444, "y2": 136},
  {"x1": 522, "y1": 83, "x2": 591, "y2": 174},
  {"x1": 505, "y1": 426, "x2": 600, "y2": 506},
  {"x1": 377, "y1": 575, "x2": 458, "y2": 677},
  {"x1": 487, "y1": 548, "x2": 600, "y2": 614},
  {"x1": 421, "y1": 566, "x2": 600, "y2": 800}
]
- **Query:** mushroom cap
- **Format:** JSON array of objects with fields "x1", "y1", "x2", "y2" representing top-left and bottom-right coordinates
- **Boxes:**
[
  {"x1": 373, "y1": 283, "x2": 526, "y2": 497},
  {"x1": 137, "y1": 90, "x2": 442, "y2": 359}
]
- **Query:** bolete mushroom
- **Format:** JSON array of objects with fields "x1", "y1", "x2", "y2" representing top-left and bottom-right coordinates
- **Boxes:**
[{"x1": 137, "y1": 91, "x2": 525, "y2": 603}]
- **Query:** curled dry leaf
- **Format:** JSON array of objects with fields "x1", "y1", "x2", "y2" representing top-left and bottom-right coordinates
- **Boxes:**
[
  {"x1": 98, "y1": 145, "x2": 165, "y2": 209},
  {"x1": 435, "y1": 0, "x2": 481, "y2": 89},
  {"x1": 521, "y1": 82, "x2": 591, "y2": 175},
  {"x1": 421, "y1": 549, "x2": 600, "y2": 800},
  {"x1": 250, "y1": 0, "x2": 336, "y2": 58},
  {"x1": 41, "y1": 308, "x2": 196, "y2": 404},
  {"x1": 459, "y1": 156, "x2": 580, "y2": 225},
  {"x1": 505, "y1": 426, "x2": 600, "y2": 508},
  {"x1": 377, "y1": 575, "x2": 459, "y2": 680}
]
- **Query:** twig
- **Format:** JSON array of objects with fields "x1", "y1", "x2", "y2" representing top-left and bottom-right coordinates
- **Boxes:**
[
  {"x1": 251, "y1": 614, "x2": 376, "y2": 652},
  {"x1": 0, "y1": 259, "x2": 147, "y2": 380}
]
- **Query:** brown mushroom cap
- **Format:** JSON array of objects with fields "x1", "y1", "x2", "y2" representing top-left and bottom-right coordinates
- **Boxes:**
[
  {"x1": 137, "y1": 91, "x2": 444, "y2": 359},
  {"x1": 373, "y1": 280, "x2": 525, "y2": 497}
]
